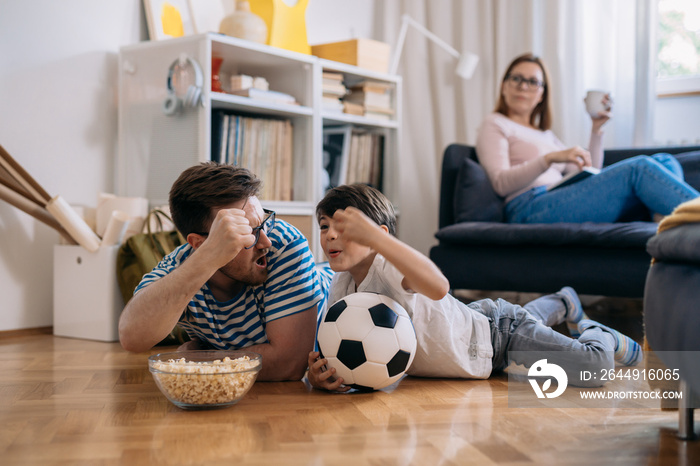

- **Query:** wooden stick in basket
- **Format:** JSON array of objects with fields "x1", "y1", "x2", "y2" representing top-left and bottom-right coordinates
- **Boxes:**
[
  {"x1": 0, "y1": 183, "x2": 76, "y2": 244},
  {"x1": 0, "y1": 174, "x2": 44, "y2": 207},
  {"x1": 0, "y1": 144, "x2": 52, "y2": 206}
]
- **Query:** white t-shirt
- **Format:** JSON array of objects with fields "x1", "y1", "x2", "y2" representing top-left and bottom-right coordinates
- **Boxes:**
[{"x1": 328, "y1": 254, "x2": 493, "y2": 379}]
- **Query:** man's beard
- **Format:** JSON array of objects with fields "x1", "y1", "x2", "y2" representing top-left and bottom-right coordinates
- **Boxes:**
[{"x1": 218, "y1": 262, "x2": 268, "y2": 287}]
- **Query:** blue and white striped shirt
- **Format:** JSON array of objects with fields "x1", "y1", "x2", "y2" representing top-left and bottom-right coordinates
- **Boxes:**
[{"x1": 135, "y1": 220, "x2": 333, "y2": 350}]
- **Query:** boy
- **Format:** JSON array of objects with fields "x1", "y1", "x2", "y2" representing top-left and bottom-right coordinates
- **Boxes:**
[{"x1": 307, "y1": 184, "x2": 641, "y2": 392}]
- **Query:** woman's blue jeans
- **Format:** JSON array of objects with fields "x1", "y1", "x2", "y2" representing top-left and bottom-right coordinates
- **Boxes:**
[{"x1": 506, "y1": 154, "x2": 700, "y2": 223}]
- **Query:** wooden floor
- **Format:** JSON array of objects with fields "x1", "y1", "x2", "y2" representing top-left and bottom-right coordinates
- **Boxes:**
[{"x1": 1, "y1": 329, "x2": 699, "y2": 466}]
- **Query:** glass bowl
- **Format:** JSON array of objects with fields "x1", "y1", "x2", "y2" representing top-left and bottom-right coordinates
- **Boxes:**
[{"x1": 148, "y1": 350, "x2": 262, "y2": 410}]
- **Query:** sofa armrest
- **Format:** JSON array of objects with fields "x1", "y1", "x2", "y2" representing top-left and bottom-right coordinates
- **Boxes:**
[{"x1": 647, "y1": 223, "x2": 700, "y2": 263}]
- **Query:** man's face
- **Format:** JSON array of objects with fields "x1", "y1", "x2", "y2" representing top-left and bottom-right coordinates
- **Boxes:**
[{"x1": 217, "y1": 196, "x2": 272, "y2": 287}]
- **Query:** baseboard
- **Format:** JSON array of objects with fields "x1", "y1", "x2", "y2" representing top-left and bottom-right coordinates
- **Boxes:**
[{"x1": 0, "y1": 326, "x2": 53, "y2": 338}]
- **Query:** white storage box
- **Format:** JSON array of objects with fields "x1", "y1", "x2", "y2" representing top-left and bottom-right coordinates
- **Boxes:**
[{"x1": 53, "y1": 245, "x2": 124, "y2": 342}]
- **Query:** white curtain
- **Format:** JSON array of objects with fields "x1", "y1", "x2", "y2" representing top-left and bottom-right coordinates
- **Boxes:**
[{"x1": 374, "y1": 0, "x2": 656, "y2": 255}]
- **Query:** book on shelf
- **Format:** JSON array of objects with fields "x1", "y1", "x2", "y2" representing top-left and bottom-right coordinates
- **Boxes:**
[
  {"x1": 343, "y1": 90, "x2": 391, "y2": 109},
  {"x1": 346, "y1": 129, "x2": 384, "y2": 190},
  {"x1": 342, "y1": 100, "x2": 364, "y2": 116},
  {"x1": 321, "y1": 82, "x2": 348, "y2": 97},
  {"x1": 349, "y1": 80, "x2": 393, "y2": 94},
  {"x1": 211, "y1": 111, "x2": 294, "y2": 201},
  {"x1": 547, "y1": 166, "x2": 600, "y2": 191},
  {"x1": 229, "y1": 74, "x2": 269, "y2": 91},
  {"x1": 229, "y1": 88, "x2": 298, "y2": 105},
  {"x1": 322, "y1": 125, "x2": 384, "y2": 193},
  {"x1": 322, "y1": 95, "x2": 344, "y2": 113},
  {"x1": 322, "y1": 71, "x2": 344, "y2": 81}
]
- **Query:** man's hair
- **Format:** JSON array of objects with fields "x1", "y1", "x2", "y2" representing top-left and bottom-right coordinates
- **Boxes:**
[
  {"x1": 494, "y1": 52, "x2": 552, "y2": 131},
  {"x1": 169, "y1": 162, "x2": 261, "y2": 236},
  {"x1": 316, "y1": 184, "x2": 396, "y2": 236}
]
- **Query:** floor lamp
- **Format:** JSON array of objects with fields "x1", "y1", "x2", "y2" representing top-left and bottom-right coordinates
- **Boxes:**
[{"x1": 389, "y1": 14, "x2": 479, "y2": 79}]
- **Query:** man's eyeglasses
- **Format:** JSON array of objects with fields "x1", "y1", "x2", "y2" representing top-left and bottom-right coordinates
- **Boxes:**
[
  {"x1": 193, "y1": 209, "x2": 276, "y2": 249},
  {"x1": 505, "y1": 74, "x2": 544, "y2": 91},
  {"x1": 245, "y1": 209, "x2": 275, "y2": 249}
]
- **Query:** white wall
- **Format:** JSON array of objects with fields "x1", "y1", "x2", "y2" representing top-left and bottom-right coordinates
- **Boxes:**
[{"x1": 0, "y1": 0, "x2": 375, "y2": 332}]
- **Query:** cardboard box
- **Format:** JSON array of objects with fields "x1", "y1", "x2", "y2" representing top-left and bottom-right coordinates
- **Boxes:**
[
  {"x1": 311, "y1": 39, "x2": 391, "y2": 74},
  {"x1": 53, "y1": 245, "x2": 124, "y2": 342}
]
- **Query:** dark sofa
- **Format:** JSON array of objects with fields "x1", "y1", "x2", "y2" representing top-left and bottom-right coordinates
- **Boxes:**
[
  {"x1": 429, "y1": 144, "x2": 700, "y2": 297},
  {"x1": 644, "y1": 222, "x2": 700, "y2": 438}
]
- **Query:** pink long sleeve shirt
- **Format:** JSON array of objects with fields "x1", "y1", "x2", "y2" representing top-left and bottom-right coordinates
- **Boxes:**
[{"x1": 476, "y1": 113, "x2": 603, "y2": 202}]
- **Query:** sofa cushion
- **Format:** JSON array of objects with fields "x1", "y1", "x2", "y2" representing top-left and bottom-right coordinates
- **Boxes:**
[
  {"x1": 453, "y1": 157, "x2": 504, "y2": 223},
  {"x1": 435, "y1": 221, "x2": 657, "y2": 247},
  {"x1": 647, "y1": 222, "x2": 700, "y2": 263}
]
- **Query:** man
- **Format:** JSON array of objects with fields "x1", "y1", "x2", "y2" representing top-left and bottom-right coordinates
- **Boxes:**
[{"x1": 119, "y1": 162, "x2": 332, "y2": 381}]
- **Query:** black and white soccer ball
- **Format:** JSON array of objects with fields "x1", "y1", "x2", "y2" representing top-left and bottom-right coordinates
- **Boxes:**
[{"x1": 317, "y1": 292, "x2": 417, "y2": 391}]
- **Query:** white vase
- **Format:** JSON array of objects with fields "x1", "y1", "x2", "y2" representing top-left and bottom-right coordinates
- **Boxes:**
[{"x1": 219, "y1": 0, "x2": 268, "y2": 44}]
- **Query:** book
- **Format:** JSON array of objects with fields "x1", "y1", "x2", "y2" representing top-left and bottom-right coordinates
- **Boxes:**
[
  {"x1": 349, "y1": 80, "x2": 393, "y2": 94},
  {"x1": 322, "y1": 71, "x2": 343, "y2": 81},
  {"x1": 229, "y1": 88, "x2": 297, "y2": 105},
  {"x1": 344, "y1": 90, "x2": 391, "y2": 109},
  {"x1": 322, "y1": 96, "x2": 344, "y2": 113},
  {"x1": 321, "y1": 82, "x2": 348, "y2": 96},
  {"x1": 342, "y1": 100, "x2": 364, "y2": 116},
  {"x1": 547, "y1": 167, "x2": 601, "y2": 191},
  {"x1": 230, "y1": 75, "x2": 269, "y2": 91}
]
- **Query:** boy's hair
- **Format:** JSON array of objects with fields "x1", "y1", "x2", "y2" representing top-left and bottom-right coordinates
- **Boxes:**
[
  {"x1": 169, "y1": 162, "x2": 261, "y2": 236},
  {"x1": 317, "y1": 184, "x2": 396, "y2": 236}
]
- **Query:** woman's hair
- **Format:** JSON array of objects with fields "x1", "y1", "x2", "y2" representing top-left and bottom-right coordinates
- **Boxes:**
[
  {"x1": 316, "y1": 184, "x2": 397, "y2": 236},
  {"x1": 494, "y1": 53, "x2": 552, "y2": 130},
  {"x1": 169, "y1": 162, "x2": 261, "y2": 236}
]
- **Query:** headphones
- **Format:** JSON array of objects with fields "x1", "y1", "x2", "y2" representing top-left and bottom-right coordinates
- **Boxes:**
[{"x1": 163, "y1": 55, "x2": 204, "y2": 116}]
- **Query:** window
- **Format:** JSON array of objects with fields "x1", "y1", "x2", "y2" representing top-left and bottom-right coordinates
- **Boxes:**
[{"x1": 657, "y1": 0, "x2": 700, "y2": 96}]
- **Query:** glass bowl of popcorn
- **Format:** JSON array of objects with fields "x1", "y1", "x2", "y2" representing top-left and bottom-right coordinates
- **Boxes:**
[{"x1": 148, "y1": 350, "x2": 262, "y2": 410}]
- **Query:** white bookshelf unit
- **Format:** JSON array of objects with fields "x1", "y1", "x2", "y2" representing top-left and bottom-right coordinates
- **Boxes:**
[{"x1": 117, "y1": 33, "x2": 401, "y2": 260}]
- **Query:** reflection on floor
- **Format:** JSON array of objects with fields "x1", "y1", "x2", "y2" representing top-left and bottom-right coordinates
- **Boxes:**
[{"x1": 2, "y1": 309, "x2": 697, "y2": 465}]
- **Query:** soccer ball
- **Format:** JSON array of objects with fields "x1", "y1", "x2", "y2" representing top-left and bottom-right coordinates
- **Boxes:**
[{"x1": 317, "y1": 292, "x2": 417, "y2": 391}]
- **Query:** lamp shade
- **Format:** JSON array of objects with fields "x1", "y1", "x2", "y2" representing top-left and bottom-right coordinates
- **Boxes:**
[{"x1": 455, "y1": 52, "x2": 479, "y2": 80}]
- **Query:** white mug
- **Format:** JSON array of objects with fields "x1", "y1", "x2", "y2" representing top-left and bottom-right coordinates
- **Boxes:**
[{"x1": 584, "y1": 90, "x2": 612, "y2": 118}]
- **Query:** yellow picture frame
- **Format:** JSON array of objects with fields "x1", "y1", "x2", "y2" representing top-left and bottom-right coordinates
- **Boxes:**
[{"x1": 144, "y1": 0, "x2": 196, "y2": 41}]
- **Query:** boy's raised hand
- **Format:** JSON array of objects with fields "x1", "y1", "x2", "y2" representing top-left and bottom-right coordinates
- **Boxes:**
[
  {"x1": 307, "y1": 351, "x2": 351, "y2": 392},
  {"x1": 332, "y1": 207, "x2": 385, "y2": 247}
]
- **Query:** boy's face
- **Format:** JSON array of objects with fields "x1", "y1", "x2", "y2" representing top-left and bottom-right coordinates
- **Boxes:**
[{"x1": 318, "y1": 213, "x2": 374, "y2": 275}]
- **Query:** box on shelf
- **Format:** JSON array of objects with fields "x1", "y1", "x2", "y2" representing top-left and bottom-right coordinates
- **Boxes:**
[
  {"x1": 311, "y1": 39, "x2": 391, "y2": 74},
  {"x1": 53, "y1": 245, "x2": 124, "y2": 342}
]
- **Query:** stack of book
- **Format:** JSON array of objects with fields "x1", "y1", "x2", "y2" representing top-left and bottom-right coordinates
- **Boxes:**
[
  {"x1": 211, "y1": 110, "x2": 294, "y2": 201},
  {"x1": 346, "y1": 129, "x2": 384, "y2": 188},
  {"x1": 321, "y1": 71, "x2": 347, "y2": 113},
  {"x1": 344, "y1": 81, "x2": 394, "y2": 120},
  {"x1": 229, "y1": 74, "x2": 297, "y2": 106}
]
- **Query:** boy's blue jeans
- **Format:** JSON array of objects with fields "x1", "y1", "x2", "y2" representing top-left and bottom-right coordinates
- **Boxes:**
[
  {"x1": 506, "y1": 154, "x2": 699, "y2": 223},
  {"x1": 469, "y1": 293, "x2": 615, "y2": 387}
]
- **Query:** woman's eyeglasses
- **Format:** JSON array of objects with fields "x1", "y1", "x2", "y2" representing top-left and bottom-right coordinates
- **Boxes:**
[
  {"x1": 193, "y1": 209, "x2": 276, "y2": 249},
  {"x1": 505, "y1": 74, "x2": 544, "y2": 91}
]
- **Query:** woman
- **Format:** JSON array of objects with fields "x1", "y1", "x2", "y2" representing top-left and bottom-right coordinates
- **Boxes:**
[{"x1": 476, "y1": 53, "x2": 699, "y2": 223}]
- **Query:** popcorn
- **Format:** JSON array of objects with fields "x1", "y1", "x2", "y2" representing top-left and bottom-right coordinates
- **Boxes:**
[{"x1": 151, "y1": 356, "x2": 260, "y2": 405}]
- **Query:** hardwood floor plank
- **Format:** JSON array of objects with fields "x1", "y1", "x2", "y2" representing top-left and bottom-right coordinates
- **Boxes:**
[{"x1": 1, "y1": 334, "x2": 699, "y2": 465}]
